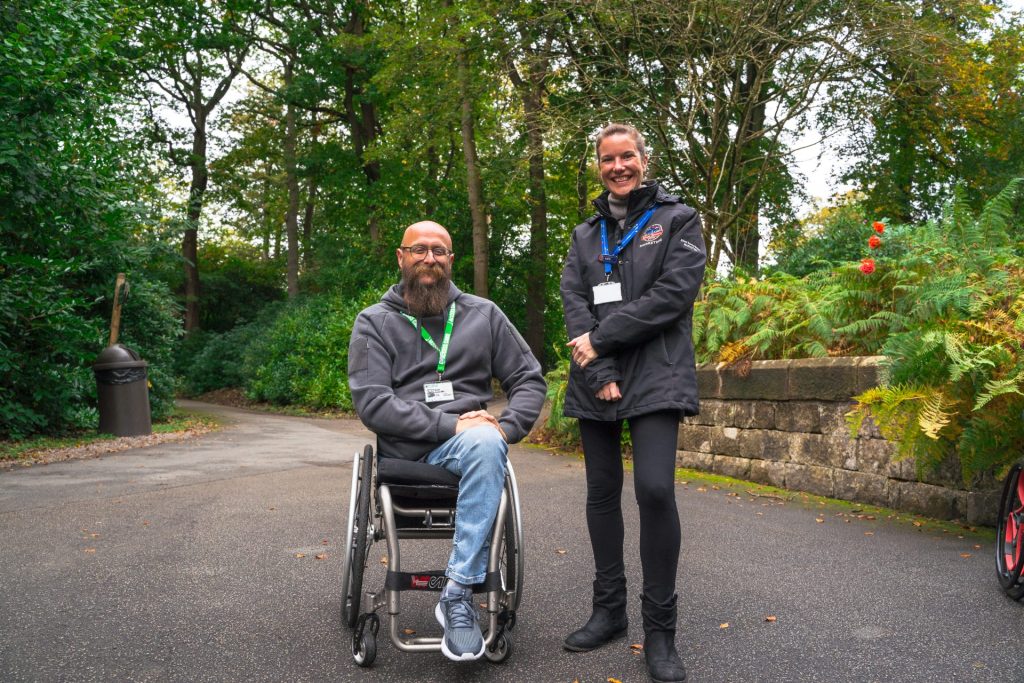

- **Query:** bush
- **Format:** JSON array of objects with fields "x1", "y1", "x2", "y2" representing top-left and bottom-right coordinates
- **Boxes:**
[
  {"x1": 694, "y1": 179, "x2": 1024, "y2": 481},
  {"x1": 244, "y1": 286, "x2": 387, "y2": 410}
]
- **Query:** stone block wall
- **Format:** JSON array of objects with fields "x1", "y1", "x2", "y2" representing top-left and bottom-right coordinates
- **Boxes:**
[{"x1": 678, "y1": 356, "x2": 1000, "y2": 525}]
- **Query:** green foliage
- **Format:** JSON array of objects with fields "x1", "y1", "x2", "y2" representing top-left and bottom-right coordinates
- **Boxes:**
[
  {"x1": 700, "y1": 179, "x2": 1024, "y2": 480},
  {"x1": 538, "y1": 358, "x2": 580, "y2": 449},
  {"x1": 0, "y1": 0, "x2": 179, "y2": 438},
  {"x1": 245, "y1": 287, "x2": 387, "y2": 410}
]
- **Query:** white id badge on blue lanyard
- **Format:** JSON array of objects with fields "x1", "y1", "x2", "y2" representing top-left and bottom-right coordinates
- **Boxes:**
[{"x1": 592, "y1": 281, "x2": 622, "y2": 305}]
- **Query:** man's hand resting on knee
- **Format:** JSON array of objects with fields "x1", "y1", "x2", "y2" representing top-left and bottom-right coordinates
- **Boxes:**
[{"x1": 457, "y1": 410, "x2": 508, "y2": 441}]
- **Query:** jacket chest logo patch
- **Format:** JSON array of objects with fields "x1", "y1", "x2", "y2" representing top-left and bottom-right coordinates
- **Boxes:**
[{"x1": 640, "y1": 224, "x2": 664, "y2": 245}]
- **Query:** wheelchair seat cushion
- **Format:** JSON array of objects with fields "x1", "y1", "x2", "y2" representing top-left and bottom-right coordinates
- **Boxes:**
[{"x1": 377, "y1": 455, "x2": 461, "y2": 487}]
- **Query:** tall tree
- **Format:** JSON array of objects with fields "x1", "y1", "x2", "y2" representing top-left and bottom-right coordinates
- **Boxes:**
[
  {"x1": 504, "y1": 8, "x2": 555, "y2": 360},
  {"x1": 132, "y1": 0, "x2": 254, "y2": 330}
]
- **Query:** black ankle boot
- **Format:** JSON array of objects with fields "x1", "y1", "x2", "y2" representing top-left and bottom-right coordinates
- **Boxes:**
[
  {"x1": 563, "y1": 606, "x2": 628, "y2": 652},
  {"x1": 644, "y1": 630, "x2": 686, "y2": 683}
]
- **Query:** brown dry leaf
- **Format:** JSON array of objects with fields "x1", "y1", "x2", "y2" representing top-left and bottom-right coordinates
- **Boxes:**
[
  {"x1": 696, "y1": 487, "x2": 707, "y2": 493},
  {"x1": 322, "y1": 539, "x2": 330, "y2": 545},
  {"x1": 83, "y1": 548, "x2": 96, "y2": 553},
  {"x1": 720, "y1": 623, "x2": 729, "y2": 629},
  {"x1": 864, "y1": 532, "x2": 874, "y2": 536},
  {"x1": 315, "y1": 553, "x2": 327, "y2": 560},
  {"x1": 294, "y1": 553, "x2": 306, "y2": 558},
  {"x1": 815, "y1": 518, "x2": 824, "y2": 523},
  {"x1": 973, "y1": 545, "x2": 981, "y2": 550},
  {"x1": 142, "y1": 520, "x2": 151, "y2": 526},
  {"x1": 960, "y1": 553, "x2": 972, "y2": 558},
  {"x1": 402, "y1": 628, "x2": 416, "y2": 635},
  {"x1": 380, "y1": 556, "x2": 389, "y2": 566},
  {"x1": 912, "y1": 521, "x2": 923, "y2": 527},
  {"x1": 268, "y1": 507, "x2": 277, "y2": 511},
  {"x1": 757, "y1": 512, "x2": 764, "y2": 516},
  {"x1": 608, "y1": 678, "x2": 623, "y2": 683},
  {"x1": 865, "y1": 515, "x2": 876, "y2": 520},
  {"x1": 556, "y1": 549, "x2": 567, "y2": 555},
  {"x1": 765, "y1": 615, "x2": 777, "y2": 623},
  {"x1": 630, "y1": 643, "x2": 644, "y2": 652},
  {"x1": 89, "y1": 533, "x2": 101, "y2": 539},
  {"x1": 711, "y1": 485, "x2": 720, "y2": 490}
]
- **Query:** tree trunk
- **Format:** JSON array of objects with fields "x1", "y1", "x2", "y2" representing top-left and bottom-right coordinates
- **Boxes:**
[
  {"x1": 576, "y1": 140, "x2": 589, "y2": 220},
  {"x1": 458, "y1": 49, "x2": 489, "y2": 298},
  {"x1": 184, "y1": 108, "x2": 208, "y2": 333},
  {"x1": 521, "y1": 76, "x2": 548, "y2": 362},
  {"x1": 344, "y1": 2, "x2": 381, "y2": 248},
  {"x1": 283, "y1": 61, "x2": 300, "y2": 298},
  {"x1": 302, "y1": 118, "x2": 319, "y2": 270}
]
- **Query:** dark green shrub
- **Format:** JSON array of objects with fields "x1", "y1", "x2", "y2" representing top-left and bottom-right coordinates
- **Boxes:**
[{"x1": 244, "y1": 285, "x2": 389, "y2": 410}]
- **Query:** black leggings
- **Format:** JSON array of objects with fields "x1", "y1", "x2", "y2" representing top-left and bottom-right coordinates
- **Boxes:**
[{"x1": 579, "y1": 410, "x2": 680, "y2": 627}]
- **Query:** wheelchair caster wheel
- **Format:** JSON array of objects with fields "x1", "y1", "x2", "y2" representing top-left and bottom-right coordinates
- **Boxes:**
[
  {"x1": 353, "y1": 613, "x2": 379, "y2": 667},
  {"x1": 353, "y1": 630, "x2": 376, "y2": 667},
  {"x1": 484, "y1": 632, "x2": 512, "y2": 663}
]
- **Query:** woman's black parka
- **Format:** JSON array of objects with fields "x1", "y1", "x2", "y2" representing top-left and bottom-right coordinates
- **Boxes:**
[{"x1": 559, "y1": 181, "x2": 706, "y2": 421}]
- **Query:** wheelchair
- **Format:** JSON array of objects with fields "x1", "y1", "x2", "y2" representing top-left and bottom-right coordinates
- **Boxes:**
[{"x1": 339, "y1": 443, "x2": 524, "y2": 667}]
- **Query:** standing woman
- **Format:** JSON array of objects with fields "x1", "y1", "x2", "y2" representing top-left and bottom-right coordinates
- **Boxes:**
[{"x1": 560, "y1": 123, "x2": 705, "y2": 683}]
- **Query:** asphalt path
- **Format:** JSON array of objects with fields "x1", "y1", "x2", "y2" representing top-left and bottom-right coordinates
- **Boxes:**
[{"x1": 1, "y1": 401, "x2": 1020, "y2": 683}]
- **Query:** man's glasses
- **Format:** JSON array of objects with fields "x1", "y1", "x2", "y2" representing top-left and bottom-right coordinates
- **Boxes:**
[{"x1": 400, "y1": 244, "x2": 453, "y2": 258}]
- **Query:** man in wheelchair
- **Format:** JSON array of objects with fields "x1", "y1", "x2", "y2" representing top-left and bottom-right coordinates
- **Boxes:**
[{"x1": 348, "y1": 220, "x2": 545, "y2": 662}]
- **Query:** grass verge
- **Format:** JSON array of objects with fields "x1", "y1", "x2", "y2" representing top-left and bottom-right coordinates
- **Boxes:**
[{"x1": 0, "y1": 409, "x2": 221, "y2": 462}]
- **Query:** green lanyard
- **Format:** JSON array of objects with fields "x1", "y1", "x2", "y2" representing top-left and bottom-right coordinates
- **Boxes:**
[{"x1": 400, "y1": 302, "x2": 456, "y2": 379}]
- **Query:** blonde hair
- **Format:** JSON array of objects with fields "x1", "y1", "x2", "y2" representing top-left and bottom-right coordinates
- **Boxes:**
[{"x1": 595, "y1": 123, "x2": 648, "y2": 162}]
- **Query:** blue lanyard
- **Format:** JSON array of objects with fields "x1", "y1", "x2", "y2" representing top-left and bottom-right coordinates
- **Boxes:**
[{"x1": 599, "y1": 204, "x2": 659, "y2": 278}]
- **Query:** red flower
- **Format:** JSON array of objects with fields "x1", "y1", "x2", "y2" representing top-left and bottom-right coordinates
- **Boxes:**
[
  {"x1": 872, "y1": 221, "x2": 885, "y2": 234},
  {"x1": 868, "y1": 235, "x2": 882, "y2": 249},
  {"x1": 859, "y1": 258, "x2": 876, "y2": 274}
]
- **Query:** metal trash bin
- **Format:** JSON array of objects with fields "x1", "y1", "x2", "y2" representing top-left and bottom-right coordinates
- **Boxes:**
[{"x1": 93, "y1": 344, "x2": 152, "y2": 436}]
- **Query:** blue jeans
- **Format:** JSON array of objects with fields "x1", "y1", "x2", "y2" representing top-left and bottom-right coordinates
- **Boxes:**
[{"x1": 424, "y1": 426, "x2": 508, "y2": 585}]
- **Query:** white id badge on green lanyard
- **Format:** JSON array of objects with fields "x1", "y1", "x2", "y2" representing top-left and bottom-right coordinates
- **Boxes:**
[
  {"x1": 424, "y1": 380, "x2": 454, "y2": 403},
  {"x1": 593, "y1": 281, "x2": 622, "y2": 305}
]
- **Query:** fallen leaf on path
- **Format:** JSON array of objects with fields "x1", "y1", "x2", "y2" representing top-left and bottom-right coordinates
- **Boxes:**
[
  {"x1": 765, "y1": 615, "x2": 777, "y2": 622},
  {"x1": 142, "y1": 520, "x2": 150, "y2": 526},
  {"x1": 402, "y1": 628, "x2": 416, "y2": 635},
  {"x1": 913, "y1": 521, "x2": 922, "y2": 527},
  {"x1": 322, "y1": 539, "x2": 330, "y2": 545},
  {"x1": 815, "y1": 518, "x2": 824, "y2": 523},
  {"x1": 720, "y1": 623, "x2": 729, "y2": 629},
  {"x1": 864, "y1": 532, "x2": 874, "y2": 536},
  {"x1": 711, "y1": 485, "x2": 720, "y2": 490},
  {"x1": 380, "y1": 556, "x2": 388, "y2": 566},
  {"x1": 294, "y1": 553, "x2": 306, "y2": 558},
  {"x1": 630, "y1": 643, "x2": 644, "y2": 652},
  {"x1": 696, "y1": 487, "x2": 707, "y2": 493},
  {"x1": 83, "y1": 548, "x2": 96, "y2": 553},
  {"x1": 556, "y1": 549, "x2": 567, "y2": 555},
  {"x1": 960, "y1": 553, "x2": 972, "y2": 558},
  {"x1": 608, "y1": 678, "x2": 623, "y2": 683},
  {"x1": 315, "y1": 553, "x2": 327, "y2": 560},
  {"x1": 973, "y1": 545, "x2": 981, "y2": 550}
]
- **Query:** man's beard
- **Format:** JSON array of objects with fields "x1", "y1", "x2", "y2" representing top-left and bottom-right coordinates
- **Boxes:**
[{"x1": 401, "y1": 261, "x2": 451, "y2": 317}]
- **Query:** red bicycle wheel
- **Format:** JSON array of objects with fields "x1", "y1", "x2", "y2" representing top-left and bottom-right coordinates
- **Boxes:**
[{"x1": 995, "y1": 464, "x2": 1024, "y2": 600}]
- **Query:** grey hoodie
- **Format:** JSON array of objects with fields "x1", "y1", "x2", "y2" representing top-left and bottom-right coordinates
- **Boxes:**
[{"x1": 348, "y1": 282, "x2": 546, "y2": 460}]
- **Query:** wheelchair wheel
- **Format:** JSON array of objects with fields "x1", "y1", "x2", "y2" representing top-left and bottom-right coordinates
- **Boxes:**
[
  {"x1": 501, "y1": 463, "x2": 525, "y2": 612},
  {"x1": 996, "y1": 463, "x2": 1024, "y2": 600},
  {"x1": 341, "y1": 445, "x2": 374, "y2": 627},
  {"x1": 484, "y1": 631, "x2": 513, "y2": 664}
]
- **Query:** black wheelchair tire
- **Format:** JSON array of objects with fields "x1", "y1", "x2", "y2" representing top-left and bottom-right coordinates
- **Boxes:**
[
  {"x1": 343, "y1": 445, "x2": 374, "y2": 627},
  {"x1": 996, "y1": 463, "x2": 1024, "y2": 600}
]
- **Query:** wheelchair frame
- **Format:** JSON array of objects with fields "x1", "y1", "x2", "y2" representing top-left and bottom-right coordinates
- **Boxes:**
[{"x1": 340, "y1": 444, "x2": 524, "y2": 667}]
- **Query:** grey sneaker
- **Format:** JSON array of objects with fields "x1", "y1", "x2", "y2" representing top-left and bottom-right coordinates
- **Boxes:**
[{"x1": 434, "y1": 585, "x2": 485, "y2": 661}]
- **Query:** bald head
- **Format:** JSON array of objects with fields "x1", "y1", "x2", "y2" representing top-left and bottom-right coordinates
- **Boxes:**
[{"x1": 401, "y1": 221, "x2": 452, "y2": 251}]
